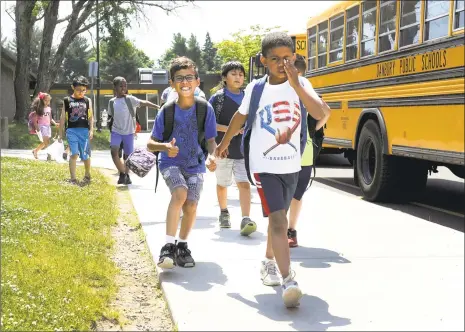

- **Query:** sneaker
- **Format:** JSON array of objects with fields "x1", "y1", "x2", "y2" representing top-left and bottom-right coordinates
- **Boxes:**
[
  {"x1": 219, "y1": 211, "x2": 231, "y2": 228},
  {"x1": 46, "y1": 153, "x2": 52, "y2": 161},
  {"x1": 282, "y1": 272, "x2": 302, "y2": 308},
  {"x1": 288, "y1": 228, "x2": 298, "y2": 248},
  {"x1": 124, "y1": 174, "x2": 132, "y2": 185},
  {"x1": 63, "y1": 152, "x2": 68, "y2": 161},
  {"x1": 81, "y1": 175, "x2": 91, "y2": 186},
  {"x1": 260, "y1": 259, "x2": 281, "y2": 286},
  {"x1": 158, "y1": 243, "x2": 176, "y2": 269},
  {"x1": 175, "y1": 242, "x2": 195, "y2": 268},
  {"x1": 117, "y1": 172, "x2": 125, "y2": 185},
  {"x1": 240, "y1": 217, "x2": 257, "y2": 236}
]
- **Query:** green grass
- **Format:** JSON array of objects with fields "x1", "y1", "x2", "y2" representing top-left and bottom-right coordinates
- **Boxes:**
[
  {"x1": 1, "y1": 157, "x2": 118, "y2": 331},
  {"x1": 7, "y1": 122, "x2": 111, "y2": 150}
]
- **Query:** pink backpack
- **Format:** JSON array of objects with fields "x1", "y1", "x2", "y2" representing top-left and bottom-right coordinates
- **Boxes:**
[{"x1": 28, "y1": 112, "x2": 38, "y2": 134}]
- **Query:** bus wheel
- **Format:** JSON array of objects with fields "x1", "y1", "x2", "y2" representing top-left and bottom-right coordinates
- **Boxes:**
[{"x1": 356, "y1": 120, "x2": 399, "y2": 202}]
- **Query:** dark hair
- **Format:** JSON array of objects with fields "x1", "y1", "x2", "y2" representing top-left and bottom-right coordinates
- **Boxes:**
[
  {"x1": 113, "y1": 76, "x2": 126, "y2": 87},
  {"x1": 261, "y1": 31, "x2": 294, "y2": 57},
  {"x1": 294, "y1": 54, "x2": 307, "y2": 74},
  {"x1": 169, "y1": 56, "x2": 198, "y2": 80},
  {"x1": 72, "y1": 76, "x2": 89, "y2": 87},
  {"x1": 220, "y1": 61, "x2": 245, "y2": 88}
]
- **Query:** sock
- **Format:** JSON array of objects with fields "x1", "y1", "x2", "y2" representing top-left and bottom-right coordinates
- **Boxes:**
[
  {"x1": 264, "y1": 257, "x2": 275, "y2": 263},
  {"x1": 178, "y1": 237, "x2": 187, "y2": 244},
  {"x1": 221, "y1": 208, "x2": 229, "y2": 214},
  {"x1": 242, "y1": 216, "x2": 250, "y2": 219},
  {"x1": 165, "y1": 235, "x2": 176, "y2": 244}
]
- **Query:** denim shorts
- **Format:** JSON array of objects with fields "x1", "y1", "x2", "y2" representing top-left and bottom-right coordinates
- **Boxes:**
[{"x1": 161, "y1": 166, "x2": 204, "y2": 202}]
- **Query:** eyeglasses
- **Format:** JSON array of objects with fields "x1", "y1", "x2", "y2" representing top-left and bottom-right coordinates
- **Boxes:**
[{"x1": 173, "y1": 75, "x2": 197, "y2": 83}]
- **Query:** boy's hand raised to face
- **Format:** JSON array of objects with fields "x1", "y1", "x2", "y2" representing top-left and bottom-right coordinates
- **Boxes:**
[
  {"x1": 283, "y1": 58, "x2": 300, "y2": 89},
  {"x1": 165, "y1": 138, "x2": 179, "y2": 158}
]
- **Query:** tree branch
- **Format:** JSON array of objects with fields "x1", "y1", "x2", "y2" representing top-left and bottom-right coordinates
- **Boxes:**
[
  {"x1": 72, "y1": 21, "x2": 98, "y2": 38},
  {"x1": 57, "y1": 14, "x2": 72, "y2": 24}
]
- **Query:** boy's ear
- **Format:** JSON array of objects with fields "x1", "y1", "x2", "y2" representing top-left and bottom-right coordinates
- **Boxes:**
[
  {"x1": 260, "y1": 54, "x2": 266, "y2": 67},
  {"x1": 195, "y1": 77, "x2": 200, "y2": 87},
  {"x1": 170, "y1": 79, "x2": 176, "y2": 89}
]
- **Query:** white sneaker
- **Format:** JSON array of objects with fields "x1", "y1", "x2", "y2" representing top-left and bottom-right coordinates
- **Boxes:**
[
  {"x1": 260, "y1": 259, "x2": 281, "y2": 286},
  {"x1": 282, "y1": 272, "x2": 302, "y2": 308}
]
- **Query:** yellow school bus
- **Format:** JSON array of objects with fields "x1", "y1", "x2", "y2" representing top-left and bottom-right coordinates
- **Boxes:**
[
  {"x1": 290, "y1": 33, "x2": 308, "y2": 60},
  {"x1": 305, "y1": 0, "x2": 464, "y2": 202}
]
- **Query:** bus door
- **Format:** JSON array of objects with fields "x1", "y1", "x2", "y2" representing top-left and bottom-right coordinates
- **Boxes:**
[{"x1": 248, "y1": 52, "x2": 268, "y2": 82}]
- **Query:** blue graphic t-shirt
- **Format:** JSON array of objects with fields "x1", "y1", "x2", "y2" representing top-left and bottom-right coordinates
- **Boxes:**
[{"x1": 152, "y1": 103, "x2": 217, "y2": 174}]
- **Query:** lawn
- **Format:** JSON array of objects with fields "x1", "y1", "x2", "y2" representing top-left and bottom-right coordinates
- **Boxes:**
[
  {"x1": 1, "y1": 157, "x2": 118, "y2": 331},
  {"x1": 7, "y1": 122, "x2": 111, "y2": 150}
]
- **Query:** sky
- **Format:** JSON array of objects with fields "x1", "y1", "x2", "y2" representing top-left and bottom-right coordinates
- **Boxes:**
[{"x1": 1, "y1": 0, "x2": 337, "y2": 64}]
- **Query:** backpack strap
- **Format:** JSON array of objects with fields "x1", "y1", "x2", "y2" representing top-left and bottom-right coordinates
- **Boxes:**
[
  {"x1": 162, "y1": 101, "x2": 176, "y2": 142},
  {"x1": 212, "y1": 89, "x2": 225, "y2": 121},
  {"x1": 124, "y1": 95, "x2": 135, "y2": 118},
  {"x1": 195, "y1": 96, "x2": 208, "y2": 158}
]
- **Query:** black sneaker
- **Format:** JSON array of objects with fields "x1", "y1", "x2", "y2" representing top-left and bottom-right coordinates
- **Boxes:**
[
  {"x1": 124, "y1": 174, "x2": 132, "y2": 185},
  {"x1": 175, "y1": 242, "x2": 195, "y2": 268},
  {"x1": 158, "y1": 243, "x2": 176, "y2": 269},
  {"x1": 117, "y1": 172, "x2": 125, "y2": 185}
]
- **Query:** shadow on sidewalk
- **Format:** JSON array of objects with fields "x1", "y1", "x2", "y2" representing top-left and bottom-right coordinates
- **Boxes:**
[
  {"x1": 227, "y1": 290, "x2": 351, "y2": 331},
  {"x1": 160, "y1": 261, "x2": 228, "y2": 292},
  {"x1": 290, "y1": 246, "x2": 351, "y2": 269},
  {"x1": 212, "y1": 228, "x2": 267, "y2": 245}
]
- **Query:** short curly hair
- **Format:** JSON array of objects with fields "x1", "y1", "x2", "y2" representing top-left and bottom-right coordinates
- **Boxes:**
[
  {"x1": 261, "y1": 31, "x2": 294, "y2": 57},
  {"x1": 169, "y1": 56, "x2": 199, "y2": 80}
]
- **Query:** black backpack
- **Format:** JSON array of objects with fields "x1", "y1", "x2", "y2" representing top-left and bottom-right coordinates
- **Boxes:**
[
  {"x1": 305, "y1": 95, "x2": 325, "y2": 188},
  {"x1": 153, "y1": 97, "x2": 208, "y2": 192}
]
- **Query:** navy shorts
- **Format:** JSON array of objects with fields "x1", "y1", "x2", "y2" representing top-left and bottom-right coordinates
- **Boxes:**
[
  {"x1": 253, "y1": 172, "x2": 299, "y2": 218},
  {"x1": 293, "y1": 166, "x2": 313, "y2": 201}
]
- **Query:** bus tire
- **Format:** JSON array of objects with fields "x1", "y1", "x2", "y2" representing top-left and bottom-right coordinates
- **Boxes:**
[{"x1": 356, "y1": 120, "x2": 400, "y2": 202}]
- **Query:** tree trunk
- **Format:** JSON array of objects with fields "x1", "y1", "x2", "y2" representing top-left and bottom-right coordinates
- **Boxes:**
[
  {"x1": 34, "y1": 1, "x2": 60, "y2": 95},
  {"x1": 13, "y1": 1, "x2": 37, "y2": 121}
]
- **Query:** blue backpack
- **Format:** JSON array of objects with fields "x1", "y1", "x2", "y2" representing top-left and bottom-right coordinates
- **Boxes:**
[{"x1": 240, "y1": 75, "x2": 308, "y2": 185}]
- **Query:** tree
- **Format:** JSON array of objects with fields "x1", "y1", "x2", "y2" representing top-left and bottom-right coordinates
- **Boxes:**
[
  {"x1": 201, "y1": 32, "x2": 220, "y2": 73},
  {"x1": 157, "y1": 32, "x2": 188, "y2": 69},
  {"x1": 9, "y1": 26, "x2": 44, "y2": 76},
  {"x1": 186, "y1": 34, "x2": 202, "y2": 72},
  {"x1": 98, "y1": 38, "x2": 154, "y2": 83},
  {"x1": 58, "y1": 35, "x2": 93, "y2": 83},
  {"x1": 9, "y1": 0, "x2": 192, "y2": 121},
  {"x1": 215, "y1": 25, "x2": 281, "y2": 81}
]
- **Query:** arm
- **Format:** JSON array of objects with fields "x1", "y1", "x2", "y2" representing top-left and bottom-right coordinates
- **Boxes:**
[
  {"x1": 316, "y1": 107, "x2": 331, "y2": 131},
  {"x1": 206, "y1": 137, "x2": 217, "y2": 155},
  {"x1": 88, "y1": 98, "x2": 94, "y2": 139},
  {"x1": 222, "y1": 112, "x2": 247, "y2": 146},
  {"x1": 139, "y1": 100, "x2": 160, "y2": 109},
  {"x1": 147, "y1": 136, "x2": 171, "y2": 153},
  {"x1": 217, "y1": 124, "x2": 229, "y2": 132},
  {"x1": 59, "y1": 107, "x2": 65, "y2": 141}
]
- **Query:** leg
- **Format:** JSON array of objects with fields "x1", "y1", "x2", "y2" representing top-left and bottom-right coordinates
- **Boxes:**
[
  {"x1": 175, "y1": 172, "x2": 204, "y2": 268},
  {"x1": 69, "y1": 154, "x2": 79, "y2": 181},
  {"x1": 215, "y1": 158, "x2": 233, "y2": 228},
  {"x1": 66, "y1": 129, "x2": 80, "y2": 182},
  {"x1": 158, "y1": 167, "x2": 188, "y2": 269},
  {"x1": 233, "y1": 159, "x2": 252, "y2": 217},
  {"x1": 288, "y1": 166, "x2": 312, "y2": 247},
  {"x1": 121, "y1": 134, "x2": 135, "y2": 175},
  {"x1": 110, "y1": 132, "x2": 125, "y2": 174},
  {"x1": 78, "y1": 130, "x2": 92, "y2": 184}
]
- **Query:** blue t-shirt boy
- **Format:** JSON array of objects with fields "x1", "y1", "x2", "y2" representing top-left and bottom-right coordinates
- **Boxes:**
[{"x1": 151, "y1": 103, "x2": 217, "y2": 174}]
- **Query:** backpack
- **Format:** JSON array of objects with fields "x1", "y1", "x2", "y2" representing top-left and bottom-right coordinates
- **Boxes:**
[
  {"x1": 305, "y1": 97, "x2": 325, "y2": 189},
  {"x1": 108, "y1": 95, "x2": 141, "y2": 133},
  {"x1": 63, "y1": 96, "x2": 90, "y2": 129},
  {"x1": 153, "y1": 97, "x2": 209, "y2": 192},
  {"x1": 241, "y1": 75, "x2": 308, "y2": 186},
  {"x1": 28, "y1": 111, "x2": 38, "y2": 134},
  {"x1": 125, "y1": 147, "x2": 157, "y2": 178},
  {"x1": 211, "y1": 89, "x2": 225, "y2": 120}
]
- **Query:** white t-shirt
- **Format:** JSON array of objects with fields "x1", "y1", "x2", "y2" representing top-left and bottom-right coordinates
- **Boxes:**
[
  {"x1": 108, "y1": 95, "x2": 141, "y2": 135},
  {"x1": 165, "y1": 87, "x2": 206, "y2": 103},
  {"x1": 238, "y1": 78, "x2": 315, "y2": 175}
]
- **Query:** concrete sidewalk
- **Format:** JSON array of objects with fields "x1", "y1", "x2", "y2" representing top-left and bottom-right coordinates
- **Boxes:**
[{"x1": 3, "y1": 143, "x2": 464, "y2": 331}]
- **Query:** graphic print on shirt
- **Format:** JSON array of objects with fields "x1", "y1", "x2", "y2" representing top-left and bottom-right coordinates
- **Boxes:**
[
  {"x1": 173, "y1": 111, "x2": 201, "y2": 168},
  {"x1": 258, "y1": 100, "x2": 301, "y2": 160},
  {"x1": 68, "y1": 99, "x2": 88, "y2": 123}
]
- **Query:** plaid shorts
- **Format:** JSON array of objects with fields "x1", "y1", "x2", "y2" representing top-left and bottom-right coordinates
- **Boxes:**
[{"x1": 161, "y1": 166, "x2": 204, "y2": 202}]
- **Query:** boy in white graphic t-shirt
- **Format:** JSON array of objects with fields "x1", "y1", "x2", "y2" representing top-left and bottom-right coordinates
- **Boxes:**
[{"x1": 215, "y1": 32, "x2": 331, "y2": 308}]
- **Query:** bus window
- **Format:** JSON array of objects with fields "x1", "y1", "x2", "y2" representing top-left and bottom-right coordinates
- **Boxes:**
[
  {"x1": 345, "y1": 5, "x2": 360, "y2": 61},
  {"x1": 454, "y1": 0, "x2": 465, "y2": 30},
  {"x1": 318, "y1": 21, "x2": 328, "y2": 68},
  {"x1": 361, "y1": 0, "x2": 377, "y2": 57},
  {"x1": 307, "y1": 27, "x2": 317, "y2": 70},
  {"x1": 424, "y1": 0, "x2": 450, "y2": 41},
  {"x1": 378, "y1": 0, "x2": 397, "y2": 53},
  {"x1": 399, "y1": 0, "x2": 421, "y2": 47},
  {"x1": 329, "y1": 14, "x2": 344, "y2": 63}
]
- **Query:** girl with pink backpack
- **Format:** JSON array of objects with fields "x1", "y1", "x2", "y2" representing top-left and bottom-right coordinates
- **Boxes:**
[{"x1": 29, "y1": 92, "x2": 58, "y2": 159}]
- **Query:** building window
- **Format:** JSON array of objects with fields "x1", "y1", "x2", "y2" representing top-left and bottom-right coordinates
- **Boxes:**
[
  {"x1": 345, "y1": 5, "x2": 360, "y2": 61},
  {"x1": 329, "y1": 14, "x2": 344, "y2": 63},
  {"x1": 424, "y1": 0, "x2": 450, "y2": 41},
  {"x1": 307, "y1": 26, "x2": 317, "y2": 70},
  {"x1": 378, "y1": 0, "x2": 397, "y2": 53},
  {"x1": 454, "y1": 0, "x2": 465, "y2": 30},
  {"x1": 318, "y1": 21, "x2": 328, "y2": 68},
  {"x1": 361, "y1": 0, "x2": 377, "y2": 57},
  {"x1": 399, "y1": 0, "x2": 421, "y2": 47}
]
